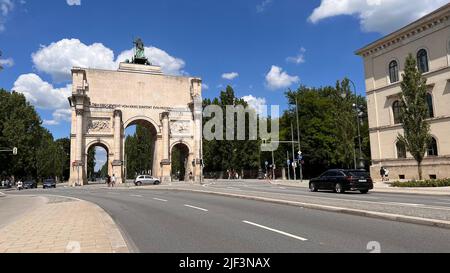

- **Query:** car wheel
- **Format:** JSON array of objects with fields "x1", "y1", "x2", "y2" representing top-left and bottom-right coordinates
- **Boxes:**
[
  {"x1": 335, "y1": 183, "x2": 345, "y2": 194},
  {"x1": 309, "y1": 183, "x2": 318, "y2": 192},
  {"x1": 154, "y1": 180, "x2": 161, "y2": 185},
  {"x1": 137, "y1": 182, "x2": 143, "y2": 186},
  {"x1": 360, "y1": 190, "x2": 369, "y2": 194}
]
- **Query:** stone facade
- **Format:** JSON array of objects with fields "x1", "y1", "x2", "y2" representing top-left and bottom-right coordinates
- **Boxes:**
[
  {"x1": 356, "y1": 4, "x2": 450, "y2": 180},
  {"x1": 68, "y1": 63, "x2": 203, "y2": 186}
]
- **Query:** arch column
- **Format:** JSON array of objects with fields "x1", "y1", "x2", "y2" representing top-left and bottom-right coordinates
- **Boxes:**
[
  {"x1": 69, "y1": 108, "x2": 87, "y2": 186},
  {"x1": 112, "y1": 110, "x2": 124, "y2": 184},
  {"x1": 160, "y1": 112, "x2": 171, "y2": 183}
]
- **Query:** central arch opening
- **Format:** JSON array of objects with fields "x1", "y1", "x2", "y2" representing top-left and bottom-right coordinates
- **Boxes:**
[
  {"x1": 124, "y1": 119, "x2": 158, "y2": 181},
  {"x1": 171, "y1": 143, "x2": 190, "y2": 181},
  {"x1": 86, "y1": 143, "x2": 110, "y2": 185}
]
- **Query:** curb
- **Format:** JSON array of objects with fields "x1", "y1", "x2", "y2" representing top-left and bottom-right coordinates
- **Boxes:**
[
  {"x1": 149, "y1": 187, "x2": 450, "y2": 230},
  {"x1": 372, "y1": 189, "x2": 450, "y2": 196},
  {"x1": 45, "y1": 194, "x2": 131, "y2": 253}
]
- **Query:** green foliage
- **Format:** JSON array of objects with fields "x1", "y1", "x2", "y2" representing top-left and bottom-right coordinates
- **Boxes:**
[
  {"x1": 397, "y1": 54, "x2": 432, "y2": 180},
  {"x1": 392, "y1": 179, "x2": 450, "y2": 188},
  {"x1": 203, "y1": 86, "x2": 261, "y2": 174},
  {"x1": 283, "y1": 80, "x2": 370, "y2": 178},
  {"x1": 0, "y1": 89, "x2": 69, "y2": 182},
  {"x1": 87, "y1": 147, "x2": 96, "y2": 180}
]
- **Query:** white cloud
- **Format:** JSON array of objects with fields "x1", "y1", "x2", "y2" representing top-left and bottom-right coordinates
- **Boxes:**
[
  {"x1": 13, "y1": 74, "x2": 72, "y2": 125},
  {"x1": 265, "y1": 65, "x2": 299, "y2": 90},
  {"x1": 256, "y1": 0, "x2": 273, "y2": 13},
  {"x1": 202, "y1": 83, "x2": 209, "y2": 90},
  {"x1": 286, "y1": 47, "x2": 306, "y2": 64},
  {"x1": 32, "y1": 39, "x2": 116, "y2": 82},
  {"x1": 222, "y1": 72, "x2": 239, "y2": 80},
  {"x1": 116, "y1": 46, "x2": 185, "y2": 76},
  {"x1": 13, "y1": 73, "x2": 71, "y2": 110},
  {"x1": 32, "y1": 38, "x2": 186, "y2": 82},
  {"x1": 43, "y1": 108, "x2": 72, "y2": 126},
  {"x1": 242, "y1": 95, "x2": 267, "y2": 115},
  {"x1": 0, "y1": 57, "x2": 14, "y2": 67},
  {"x1": 66, "y1": 0, "x2": 81, "y2": 6},
  {"x1": 308, "y1": 0, "x2": 448, "y2": 34},
  {"x1": 0, "y1": 0, "x2": 14, "y2": 32}
]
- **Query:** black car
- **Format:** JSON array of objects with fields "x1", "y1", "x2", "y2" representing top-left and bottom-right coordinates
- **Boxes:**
[
  {"x1": 309, "y1": 169, "x2": 374, "y2": 194},
  {"x1": 23, "y1": 180, "x2": 37, "y2": 189},
  {"x1": 43, "y1": 179, "x2": 56, "y2": 189}
]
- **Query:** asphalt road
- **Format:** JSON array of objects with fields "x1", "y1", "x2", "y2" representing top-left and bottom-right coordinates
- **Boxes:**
[
  {"x1": 205, "y1": 181, "x2": 450, "y2": 208},
  {"x1": 8, "y1": 186, "x2": 450, "y2": 253}
]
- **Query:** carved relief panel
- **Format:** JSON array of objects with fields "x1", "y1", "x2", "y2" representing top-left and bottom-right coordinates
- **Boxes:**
[{"x1": 87, "y1": 118, "x2": 112, "y2": 134}]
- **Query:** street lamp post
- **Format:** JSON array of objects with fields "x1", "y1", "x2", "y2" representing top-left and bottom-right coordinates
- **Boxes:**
[{"x1": 348, "y1": 79, "x2": 364, "y2": 169}]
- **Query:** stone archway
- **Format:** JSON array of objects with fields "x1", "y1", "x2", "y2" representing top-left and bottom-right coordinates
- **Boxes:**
[
  {"x1": 171, "y1": 142, "x2": 192, "y2": 182},
  {"x1": 85, "y1": 141, "x2": 111, "y2": 184},
  {"x1": 124, "y1": 118, "x2": 159, "y2": 180},
  {"x1": 68, "y1": 61, "x2": 204, "y2": 186}
]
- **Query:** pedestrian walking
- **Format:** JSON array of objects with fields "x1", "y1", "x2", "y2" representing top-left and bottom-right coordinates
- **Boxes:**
[
  {"x1": 17, "y1": 179, "x2": 23, "y2": 191},
  {"x1": 111, "y1": 174, "x2": 116, "y2": 187},
  {"x1": 106, "y1": 175, "x2": 111, "y2": 187},
  {"x1": 380, "y1": 167, "x2": 386, "y2": 182},
  {"x1": 384, "y1": 167, "x2": 390, "y2": 182}
]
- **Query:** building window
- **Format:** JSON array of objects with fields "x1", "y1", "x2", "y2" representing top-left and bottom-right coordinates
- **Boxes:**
[
  {"x1": 392, "y1": 100, "x2": 402, "y2": 124},
  {"x1": 396, "y1": 142, "x2": 407, "y2": 159},
  {"x1": 427, "y1": 137, "x2": 438, "y2": 157},
  {"x1": 426, "y1": 93, "x2": 434, "y2": 118},
  {"x1": 417, "y1": 49, "x2": 429, "y2": 73},
  {"x1": 389, "y1": 60, "x2": 399, "y2": 83}
]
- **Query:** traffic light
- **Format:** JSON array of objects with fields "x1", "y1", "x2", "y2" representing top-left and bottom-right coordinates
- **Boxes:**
[{"x1": 13, "y1": 147, "x2": 17, "y2": 156}]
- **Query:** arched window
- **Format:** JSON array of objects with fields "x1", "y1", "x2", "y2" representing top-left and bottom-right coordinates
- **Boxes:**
[
  {"x1": 417, "y1": 49, "x2": 429, "y2": 73},
  {"x1": 396, "y1": 142, "x2": 407, "y2": 159},
  {"x1": 426, "y1": 93, "x2": 434, "y2": 118},
  {"x1": 392, "y1": 100, "x2": 402, "y2": 124},
  {"x1": 427, "y1": 137, "x2": 438, "y2": 156},
  {"x1": 389, "y1": 60, "x2": 399, "y2": 83}
]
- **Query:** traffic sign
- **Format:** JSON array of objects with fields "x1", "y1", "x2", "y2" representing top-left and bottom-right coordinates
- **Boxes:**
[{"x1": 12, "y1": 147, "x2": 17, "y2": 155}]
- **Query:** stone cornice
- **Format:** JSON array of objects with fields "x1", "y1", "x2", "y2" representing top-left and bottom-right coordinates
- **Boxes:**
[
  {"x1": 356, "y1": 4, "x2": 450, "y2": 57},
  {"x1": 366, "y1": 66, "x2": 449, "y2": 95},
  {"x1": 369, "y1": 115, "x2": 450, "y2": 132}
]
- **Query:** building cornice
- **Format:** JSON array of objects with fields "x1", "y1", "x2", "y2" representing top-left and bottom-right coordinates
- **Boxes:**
[
  {"x1": 366, "y1": 66, "x2": 449, "y2": 95},
  {"x1": 356, "y1": 4, "x2": 450, "y2": 57},
  {"x1": 369, "y1": 115, "x2": 450, "y2": 132}
]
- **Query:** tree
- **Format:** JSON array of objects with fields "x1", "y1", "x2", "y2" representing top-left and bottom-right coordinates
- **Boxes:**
[
  {"x1": 0, "y1": 90, "x2": 43, "y2": 179},
  {"x1": 397, "y1": 54, "x2": 432, "y2": 180},
  {"x1": 124, "y1": 125, "x2": 154, "y2": 178},
  {"x1": 202, "y1": 86, "x2": 260, "y2": 177},
  {"x1": 87, "y1": 147, "x2": 96, "y2": 181},
  {"x1": 55, "y1": 138, "x2": 71, "y2": 181}
]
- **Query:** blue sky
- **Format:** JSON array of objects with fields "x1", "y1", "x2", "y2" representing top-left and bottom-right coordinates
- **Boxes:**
[{"x1": 0, "y1": 0, "x2": 447, "y2": 144}]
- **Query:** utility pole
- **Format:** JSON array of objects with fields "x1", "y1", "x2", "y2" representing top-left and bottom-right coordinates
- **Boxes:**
[
  {"x1": 271, "y1": 150, "x2": 275, "y2": 181},
  {"x1": 291, "y1": 123, "x2": 296, "y2": 181},
  {"x1": 295, "y1": 98, "x2": 303, "y2": 182},
  {"x1": 349, "y1": 79, "x2": 363, "y2": 169},
  {"x1": 286, "y1": 151, "x2": 291, "y2": 180}
]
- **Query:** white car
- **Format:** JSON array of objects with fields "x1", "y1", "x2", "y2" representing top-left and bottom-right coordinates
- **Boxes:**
[{"x1": 134, "y1": 175, "x2": 161, "y2": 186}]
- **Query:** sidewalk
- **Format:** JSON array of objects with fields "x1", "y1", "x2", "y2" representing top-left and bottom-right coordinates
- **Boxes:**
[{"x1": 0, "y1": 195, "x2": 129, "y2": 253}]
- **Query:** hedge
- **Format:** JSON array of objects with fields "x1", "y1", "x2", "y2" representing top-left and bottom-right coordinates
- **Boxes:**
[{"x1": 391, "y1": 179, "x2": 450, "y2": 188}]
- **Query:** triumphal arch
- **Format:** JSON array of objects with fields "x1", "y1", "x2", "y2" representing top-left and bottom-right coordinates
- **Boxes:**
[{"x1": 68, "y1": 39, "x2": 203, "y2": 186}]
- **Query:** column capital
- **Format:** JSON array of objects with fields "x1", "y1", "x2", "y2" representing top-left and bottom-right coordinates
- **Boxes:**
[
  {"x1": 75, "y1": 109, "x2": 84, "y2": 116},
  {"x1": 161, "y1": 111, "x2": 170, "y2": 120},
  {"x1": 114, "y1": 109, "x2": 122, "y2": 118}
]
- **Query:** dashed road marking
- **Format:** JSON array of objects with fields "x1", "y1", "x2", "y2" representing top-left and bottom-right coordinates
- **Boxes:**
[
  {"x1": 243, "y1": 221, "x2": 308, "y2": 241},
  {"x1": 184, "y1": 204, "x2": 208, "y2": 212},
  {"x1": 153, "y1": 198, "x2": 168, "y2": 202}
]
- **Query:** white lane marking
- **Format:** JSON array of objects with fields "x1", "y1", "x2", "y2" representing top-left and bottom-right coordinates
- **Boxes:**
[
  {"x1": 153, "y1": 198, "x2": 168, "y2": 202},
  {"x1": 227, "y1": 187, "x2": 242, "y2": 190},
  {"x1": 243, "y1": 221, "x2": 308, "y2": 242},
  {"x1": 130, "y1": 194, "x2": 143, "y2": 198},
  {"x1": 184, "y1": 204, "x2": 209, "y2": 212},
  {"x1": 433, "y1": 201, "x2": 450, "y2": 206},
  {"x1": 279, "y1": 187, "x2": 287, "y2": 189},
  {"x1": 384, "y1": 202, "x2": 424, "y2": 207}
]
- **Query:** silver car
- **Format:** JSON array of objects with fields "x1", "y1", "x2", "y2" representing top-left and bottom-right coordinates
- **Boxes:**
[{"x1": 134, "y1": 175, "x2": 161, "y2": 186}]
